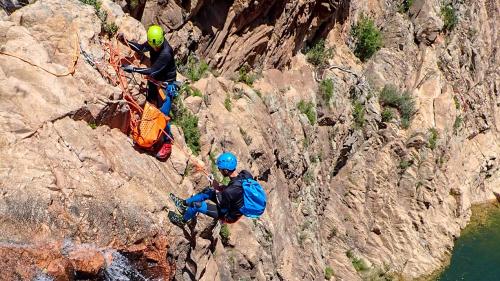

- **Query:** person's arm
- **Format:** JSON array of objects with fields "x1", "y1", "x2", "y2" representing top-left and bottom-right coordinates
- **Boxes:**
[
  {"x1": 132, "y1": 47, "x2": 172, "y2": 79},
  {"x1": 126, "y1": 40, "x2": 149, "y2": 53}
]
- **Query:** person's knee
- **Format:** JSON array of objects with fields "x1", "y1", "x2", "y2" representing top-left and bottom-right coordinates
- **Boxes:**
[{"x1": 193, "y1": 201, "x2": 208, "y2": 214}]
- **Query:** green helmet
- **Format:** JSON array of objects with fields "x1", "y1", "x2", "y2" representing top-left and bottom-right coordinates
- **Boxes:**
[{"x1": 147, "y1": 25, "x2": 164, "y2": 48}]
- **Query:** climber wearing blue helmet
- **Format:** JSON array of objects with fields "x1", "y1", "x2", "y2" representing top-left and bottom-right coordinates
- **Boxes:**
[{"x1": 168, "y1": 152, "x2": 254, "y2": 226}]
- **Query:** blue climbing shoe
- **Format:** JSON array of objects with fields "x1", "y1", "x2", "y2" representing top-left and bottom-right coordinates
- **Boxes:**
[
  {"x1": 169, "y1": 193, "x2": 187, "y2": 214},
  {"x1": 168, "y1": 211, "x2": 186, "y2": 227}
]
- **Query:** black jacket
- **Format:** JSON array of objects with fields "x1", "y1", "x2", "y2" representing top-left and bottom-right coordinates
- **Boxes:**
[
  {"x1": 127, "y1": 40, "x2": 177, "y2": 82},
  {"x1": 217, "y1": 170, "x2": 253, "y2": 221}
]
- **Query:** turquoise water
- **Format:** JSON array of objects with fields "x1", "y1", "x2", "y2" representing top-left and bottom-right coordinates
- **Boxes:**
[{"x1": 437, "y1": 204, "x2": 500, "y2": 281}]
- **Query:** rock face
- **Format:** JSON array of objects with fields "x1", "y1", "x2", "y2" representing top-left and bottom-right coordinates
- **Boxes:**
[
  {"x1": 138, "y1": 0, "x2": 351, "y2": 73},
  {"x1": 0, "y1": 0, "x2": 499, "y2": 281}
]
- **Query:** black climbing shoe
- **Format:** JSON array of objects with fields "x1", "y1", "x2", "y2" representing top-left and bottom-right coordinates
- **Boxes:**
[
  {"x1": 169, "y1": 193, "x2": 187, "y2": 214},
  {"x1": 168, "y1": 211, "x2": 186, "y2": 227}
]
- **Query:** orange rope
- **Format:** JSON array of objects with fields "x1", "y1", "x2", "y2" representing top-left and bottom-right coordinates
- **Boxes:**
[
  {"x1": 0, "y1": 30, "x2": 79, "y2": 77},
  {"x1": 106, "y1": 38, "x2": 209, "y2": 177}
]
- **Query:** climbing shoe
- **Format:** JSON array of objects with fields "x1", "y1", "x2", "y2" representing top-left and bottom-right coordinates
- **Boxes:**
[
  {"x1": 156, "y1": 143, "x2": 172, "y2": 160},
  {"x1": 168, "y1": 211, "x2": 186, "y2": 227},
  {"x1": 169, "y1": 193, "x2": 187, "y2": 214}
]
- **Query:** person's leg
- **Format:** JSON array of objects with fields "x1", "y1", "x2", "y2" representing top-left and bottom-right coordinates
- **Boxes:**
[
  {"x1": 146, "y1": 81, "x2": 158, "y2": 105},
  {"x1": 183, "y1": 201, "x2": 220, "y2": 221},
  {"x1": 185, "y1": 188, "x2": 215, "y2": 205},
  {"x1": 159, "y1": 94, "x2": 173, "y2": 143}
]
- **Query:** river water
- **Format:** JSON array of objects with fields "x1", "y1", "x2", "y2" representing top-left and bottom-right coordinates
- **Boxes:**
[{"x1": 437, "y1": 203, "x2": 500, "y2": 281}]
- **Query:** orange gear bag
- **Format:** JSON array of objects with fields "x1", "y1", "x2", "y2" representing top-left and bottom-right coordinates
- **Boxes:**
[{"x1": 131, "y1": 102, "x2": 169, "y2": 149}]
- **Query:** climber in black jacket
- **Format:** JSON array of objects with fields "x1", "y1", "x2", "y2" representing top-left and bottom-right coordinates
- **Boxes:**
[
  {"x1": 118, "y1": 25, "x2": 177, "y2": 160},
  {"x1": 168, "y1": 152, "x2": 249, "y2": 226}
]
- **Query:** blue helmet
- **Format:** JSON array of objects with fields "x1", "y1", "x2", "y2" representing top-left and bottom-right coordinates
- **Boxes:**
[{"x1": 216, "y1": 152, "x2": 237, "y2": 171}]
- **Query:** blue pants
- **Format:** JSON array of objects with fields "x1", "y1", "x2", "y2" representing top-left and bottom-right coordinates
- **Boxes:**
[
  {"x1": 183, "y1": 189, "x2": 221, "y2": 221},
  {"x1": 147, "y1": 82, "x2": 177, "y2": 143}
]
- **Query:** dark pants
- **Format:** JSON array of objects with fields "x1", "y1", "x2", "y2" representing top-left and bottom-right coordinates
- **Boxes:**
[
  {"x1": 183, "y1": 188, "x2": 221, "y2": 221},
  {"x1": 147, "y1": 81, "x2": 174, "y2": 143}
]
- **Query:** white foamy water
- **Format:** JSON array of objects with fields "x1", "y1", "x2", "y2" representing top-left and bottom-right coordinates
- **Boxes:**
[{"x1": 103, "y1": 251, "x2": 149, "y2": 281}]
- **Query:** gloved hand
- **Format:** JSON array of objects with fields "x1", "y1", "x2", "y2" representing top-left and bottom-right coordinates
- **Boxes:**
[
  {"x1": 121, "y1": 64, "x2": 135, "y2": 73},
  {"x1": 116, "y1": 32, "x2": 126, "y2": 43}
]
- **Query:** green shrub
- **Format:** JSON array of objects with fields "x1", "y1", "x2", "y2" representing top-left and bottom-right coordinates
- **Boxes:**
[
  {"x1": 399, "y1": 159, "x2": 413, "y2": 170},
  {"x1": 346, "y1": 250, "x2": 370, "y2": 272},
  {"x1": 80, "y1": 0, "x2": 101, "y2": 10},
  {"x1": 305, "y1": 39, "x2": 333, "y2": 67},
  {"x1": 381, "y1": 108, "x2": 394, "y2": 123},
  {"x1": 172, "y1": 99, "x2": 201, "y2": 155},
  {"x1": 441, "y1": 4, "x2": 458, "y2": 32},
  {"x1": 453, "y1": 116, "x2": 463, "y2": 134},
  {"x1": 238, "y1": 65, "x2": 256, "y2": 86},
  {"x1": 224, "y1": 95, "x2": 232, "y2": 111},
  {"x1": 220, "y1": 224, "x2": 231, "y2": 245},
  {"x1": 180, "y1": 85, "x2": 203, "y2": 97},
  {"x1": 88, "y1": 122, "x2": 97, "y2": 129},
  {"x1": 427, "y1": 127, "x2": 438, "y2": 150},
  {"x1": 181, "y1": 55, "x2": 210, "y2": 82},
  {"x1": 398, "y1": 0, "x2": 413, "y2": 13},
  {"x1": 351, "y1": 16, "x2": 382, "y2": 62},
  {"x1": 379, "y1": 85, "x2": 416, "y2": 129},
  {"x1": 453, "y1": 95, "x2": 460, "y2": 110},
  {"x1": 352, "y1": 101, "x2": 365, "y2": 128},
  {"x1": 103, "y1": 22, "x2": 118, "y2": 38},
  {"x1": 298, "y1": 100, "x2": 317, "y2": 125},
  {"x1": 319, "y1": 78, "x2": 334, "y2": 102},
  {"x1": 352, "y1": 257, "x2": 369, "y2": 272},
  {"x1": 325, "y1": 267, "x2": 334, "y2": 280}
]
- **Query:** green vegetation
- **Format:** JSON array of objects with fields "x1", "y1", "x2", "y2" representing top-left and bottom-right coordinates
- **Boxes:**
[
  {"x1": 181, "y1": 55, "x2": 210, "y2": 82},
  {"x1": 220, "y1": 224, "x2": 231, "y2": 245},
  {"x1": 352, "y1": 101, "x2": 365, "y2": 128},
  {"x1": 381, "y1": 108, "x2": 394, "y2": 123},
  {"x1": 88, "y1": 122, "x2": 97, "y2": 129},
  {"x1": 222, "y1": 177, "x2": 230, "y2": 185},
  {"x1": 303, "y1": 170, "x2": 315, "y2": 185},
  {"x1": 398, "y1": 0, "x2": 414, "y2": 13},
  {"x1": 224, "y1": 95, "x2": 232, "y2": 111},
  {"x1": 79, "y1": 0, "x2": 117, "y2": 38},
  {"x1": 80, "y1": 0, "x2": 101, "y2": 9},
  {"x1": 427, "y1": 127, "x2": 439, "y2": 150},
  {"x1": 379, "y1": 85, "x2": 416, "y2": 129},
  {"x1": 297, "y1": 100, "x2": 317, "y2": 125},
  {"x1": 441, "y1": 3, "x2": 458, "y2": 32},
  {"x1": 319, "y1": 78, "x2": 334, "y2": 103},
  {"x1": 399, "y1": 159, "x2": 413, "y2": 170},
  {"x1": 172, "y1": 99, "x2": 201, "y2": 155},
  {"x1": 453, "y1": 95, "x2": 460, "y2": 110},
  {"x1": 453, "y1": 116, "x2": 463, "y2": 134},
  {"x1": 180, "y1": 84, "x2": 202, "y2": 97},
  {"x1": 238, "y1": 65, "x2": 256, "y2": 86},
  {"x1": 305, "y1": 39, "x2": 333, "y2": 67},
  {"x1": 324, "y1": 267, "x2": 334, "y2": 280},
  {"x1": 351, "y1": 16, "x2": 383, "y2": 62},
  {"x1": 103, "y1": 22, "x2": 118, "y2": 38},
  {"x1": 346, "y1": 250, "x2": 370, "y2": 272}
]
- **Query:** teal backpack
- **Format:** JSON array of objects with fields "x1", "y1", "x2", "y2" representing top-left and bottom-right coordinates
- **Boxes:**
[{"x1": 239, "y1": 178, "x2": 267, "y2": 218}]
